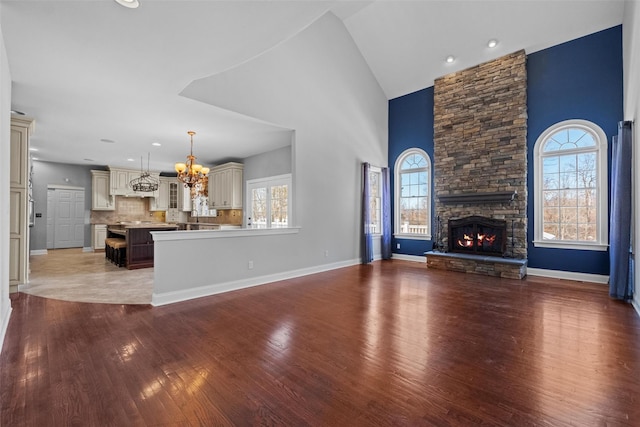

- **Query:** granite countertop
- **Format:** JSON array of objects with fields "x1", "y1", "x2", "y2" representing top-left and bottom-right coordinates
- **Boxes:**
[
  {"x1": 108, "y1": 222, "x2": 178, "y2": 229},
  {"x1": 122, "y1": 223, "x2": 178, "y2": 229}
]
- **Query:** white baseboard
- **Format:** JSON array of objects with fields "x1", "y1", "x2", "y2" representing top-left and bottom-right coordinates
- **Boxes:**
[
  {"x1": 527, "y1": 267, "x2": 609, "y2": 284},
  {"x1": 82, "y1": 247, "x2": 93, "y2": 253},
  {"x1": 152, "y1": 258, "x2": 360, "y2": 306},
  {"x1": 30, "y1": 249, "x2": 48, "y2": 256},
  {"x1": 632, "y1": 298, "x2": 640, "y2": 319},
  {"x1": 392, "y1": 253, "x2": 425, "y2": 263},
  {"x1": 0, "y1": 305, "x2": 13, "y2": 354}
]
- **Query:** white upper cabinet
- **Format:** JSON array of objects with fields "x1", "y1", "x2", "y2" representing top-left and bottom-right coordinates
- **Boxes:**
[
  {"x1": 149, "y1": 177, "x2": 173, "y2": 211},
  {"x1": 109, "y1": 167, "x2": 160, "y2": 197},
  {"x1": 209, "y1": 162, "x2": 243, "y2": 209},
  {"x1": 91, "y1": 170, "x2": 114, "y2": 211},
  {"x1": 181, "y1": 184, "x2": 192, "y2": 212}
]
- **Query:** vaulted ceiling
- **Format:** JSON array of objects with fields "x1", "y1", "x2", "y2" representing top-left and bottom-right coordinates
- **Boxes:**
[{"x1": 1, "y1": 0, "x2": 624, "y2": 171}]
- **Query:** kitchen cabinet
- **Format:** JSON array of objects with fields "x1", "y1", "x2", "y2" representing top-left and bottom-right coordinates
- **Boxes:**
[
  {"x1": 126, "y1": 225, "x2": 178, "y2": 269},
  {"x1": 91, "y1": 170, "x2": 114, "y2": 210},
  {"x1": 182, "y1": 185, "x2": 192, "y2": 212},
  {"x1": 109, "y1": 167, "x2": 160, "y2": 197},
  {"x1": 92, "y1": 224, "x2": 107, "y2": 250},
  {"x1": 10, "y1": 116, "x2": 34, "y2": 293},
  {"x1": 209, "y1": 162, "x2": 243, "y2": 209},
  {"x1": 169, "y1": 181, "x2": 179, "y2": 209},
  {"x1": 149, "y1": 177, "x2": 172, "y2": 211},
  {"x1": 166, "y1": 181, "x2": 181, "y2": 222},
  {"x1": 106, "y1": 224, "x2": 178, "y2": 269}
]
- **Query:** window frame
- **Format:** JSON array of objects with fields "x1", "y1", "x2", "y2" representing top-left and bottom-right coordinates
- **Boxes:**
[
  {"x1": 394, "y1": 148, "x2": 432, "y2": 240},
  {"x1": 245, "y1": 174, "x2": 292, "y2": 229},
  {"x1": 533, "y1": 119, "x2": 608, "y2": 251},
  {"x1": 368, "y1": 166, "x2": 382, "y2": 236}
]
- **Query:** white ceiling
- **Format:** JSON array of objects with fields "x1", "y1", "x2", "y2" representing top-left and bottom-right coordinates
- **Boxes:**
[{"x1": 1, "y1": 0, "x2": 624, "y2": 172}]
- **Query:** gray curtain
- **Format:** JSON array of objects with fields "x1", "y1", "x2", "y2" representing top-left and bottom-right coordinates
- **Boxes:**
[
  {"x1": 361, "y1": 162, "x2": 373, "y2": 264},
  {"x1": 381, "y1": 167, "x2": 392, "y2": 259},
  {"x1": 609, "y1": 121, "x2": 634, "y2": 300}
]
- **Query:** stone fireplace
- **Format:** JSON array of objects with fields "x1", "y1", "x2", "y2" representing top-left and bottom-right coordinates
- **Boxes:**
[{"x1": 426, "y1": 50, "x2": 528, "y2": 279}]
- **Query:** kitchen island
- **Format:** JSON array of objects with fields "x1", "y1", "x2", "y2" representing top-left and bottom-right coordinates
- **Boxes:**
[{"x1": 107, "y1": 222, "x2": 178, "y2": 269}]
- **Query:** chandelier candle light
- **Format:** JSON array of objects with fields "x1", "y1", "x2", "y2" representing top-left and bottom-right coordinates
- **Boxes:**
[{"x1": 175, "y1": 131, "x2": 210, "y2": 197}]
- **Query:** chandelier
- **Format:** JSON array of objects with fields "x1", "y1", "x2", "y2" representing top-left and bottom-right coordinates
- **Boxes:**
[
  {"x1": 174, "y1": 131, "x2": 210, "y2": 195},
  {"x1": 130, "y1": 153, "x2": 159, "y2": 192}
]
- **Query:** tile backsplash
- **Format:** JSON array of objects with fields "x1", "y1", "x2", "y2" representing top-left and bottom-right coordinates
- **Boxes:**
[
  {"x1": 91, "y1": 196, "x2": 165, "y2": 224},
  {"x1": 91, "y1": 196, "x2": 242, "y2": 225}
]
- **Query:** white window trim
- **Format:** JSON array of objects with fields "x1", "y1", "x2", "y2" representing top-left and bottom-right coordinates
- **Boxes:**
[
  {"x1": 533, "y1": 119, "x2": 608, "y2": 251},
  {"x1": 245, "y1": 174, "x2": 292, "y2": 229},
  {"x1": 369, "y1": 165, "x2": 382, "y2": 237},
  {"x1": 393, "y1": 148, "x2": 432, "y2": 240}
]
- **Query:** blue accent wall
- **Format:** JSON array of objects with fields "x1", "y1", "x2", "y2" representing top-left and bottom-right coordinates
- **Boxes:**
[
  {"x1": 388, "y1": 87, "x2": 434, "y2": 256},
  {"x1": 527, "y1": 25, "x2": 622, "y2": 275},
  {"x1": 388, "y1": 26, "x2": 623, "y2": 272}
]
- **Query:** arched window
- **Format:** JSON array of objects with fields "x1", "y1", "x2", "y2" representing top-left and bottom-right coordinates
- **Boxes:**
[
  {"x1": 394, "y1": 148, "x2": 431, "y2": 239},
  {"x1": 533, "y1": 119, "x2": 608, "y2": 251}
]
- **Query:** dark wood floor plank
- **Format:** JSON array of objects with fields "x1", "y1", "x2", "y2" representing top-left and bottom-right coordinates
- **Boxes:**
[{"x1": 2, "y1": 260, "x2": 640, "y2": 426}]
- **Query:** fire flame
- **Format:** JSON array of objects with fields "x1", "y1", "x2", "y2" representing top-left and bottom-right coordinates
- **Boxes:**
[{"x1": 457, "y1": 233, "x2": 497, "y2": 248}]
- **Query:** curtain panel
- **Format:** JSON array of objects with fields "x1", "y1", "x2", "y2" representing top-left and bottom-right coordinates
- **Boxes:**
[
  {"x1": 381, "y1": 167, "x2": 392, "y2": 259},
  {"x1": 609, "y1": 121, "x2": 634, "y2": 300},
  {"x1": 361, "y1": 162, "x2": 373, "y2": 264}
]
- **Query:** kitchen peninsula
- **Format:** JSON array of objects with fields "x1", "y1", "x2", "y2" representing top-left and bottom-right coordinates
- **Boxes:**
[{"x1": 107, "y1": 222, "x2": 178, "y2": 269}]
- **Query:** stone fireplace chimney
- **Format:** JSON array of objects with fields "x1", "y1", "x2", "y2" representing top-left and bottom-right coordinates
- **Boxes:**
[{"x1": 433, "y1": 50, "x2": 528, "y2": 259}]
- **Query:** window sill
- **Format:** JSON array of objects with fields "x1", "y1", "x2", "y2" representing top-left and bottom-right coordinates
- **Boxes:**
[
  {"x1": 394, "y1": 234, "x2": 432, "y2": 241},
  {"x1": 532, "y1": 240, "x2": 608, "y2": 251}
]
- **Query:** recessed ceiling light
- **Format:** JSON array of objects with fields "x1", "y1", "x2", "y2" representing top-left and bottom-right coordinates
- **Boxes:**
[
  {"x1": 100, "y1": 138, "x2": 115, "y2": 143},
  {"x1": 11, "y1": 109, "x2": 26, "y2": 116},
  {"x1": 84, "y1": 158, "x2": 94, "y2": 162},
  {"x1": 31, "y1": 157, "x2": 39, "y2": 161},
  {"x1": 152, "y1": 142, "x2": 161, "y2": 147},
  {"x1": 487, "y1": 39, "x2": 499, "y2": 48},
  {"x1": 29, "y1": 147, "x2": 39, "y2": 152},
  {"x1": 127, "y1": 158, "x2": 135, "y2": 162},
  {"x1": 114, "y1": 0, "x2": 139, "y2": 9},
  {"x1": 446, "y1": 55, "x2": 455, "y2": 64}
]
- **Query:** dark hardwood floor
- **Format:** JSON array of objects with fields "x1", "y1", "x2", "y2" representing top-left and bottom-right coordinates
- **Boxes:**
[{"x1": 1, "y1": 260, "x2": 639, "y2": 426}]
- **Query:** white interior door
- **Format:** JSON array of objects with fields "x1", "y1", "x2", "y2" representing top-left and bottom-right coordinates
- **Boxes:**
[
  {"x1": 51, "y1": 188, "x2": 85, "y2": 249},
  {"x1": 46, "y1": 190, "x2": 54, "y2": 249}
]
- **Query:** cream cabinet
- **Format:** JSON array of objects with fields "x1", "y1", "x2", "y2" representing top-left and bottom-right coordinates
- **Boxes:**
[
  {"x1": 109, "y1": 167, "x2": 160, "y2": 197},
  {"x1": 166, "y1": 180, "x2": 182, "y2": 222},
  {"x1": 181, "y1": 184, "x2": 192, "y2": 212},
  {"x1": 209, "y1": 162, "x2": 243, "y2": 209},
  {"x1": 92, "y1": 224, "x2": 107, "y2": 250},
  {"x1": 10, "y1": 116, "x2": 35, "y2": 293},
  {"x1": 91, "y1": 170, "x2": 114, "y2": 210},
  {"x1": 150, "y1": 177, "x2": 172, "y2": 211},
  {"x1": 168, "y1": 181, "x2": 179, "y2": 210}
]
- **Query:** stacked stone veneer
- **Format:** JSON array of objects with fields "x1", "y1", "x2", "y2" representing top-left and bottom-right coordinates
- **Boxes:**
[{"x1": 431, "y1": 50, "x2": 527, "y2": 276}]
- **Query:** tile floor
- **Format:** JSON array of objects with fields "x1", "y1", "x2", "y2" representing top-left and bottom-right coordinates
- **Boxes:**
[{"x1": 20, "y1": 248, "x2": 153, "y2": 305}]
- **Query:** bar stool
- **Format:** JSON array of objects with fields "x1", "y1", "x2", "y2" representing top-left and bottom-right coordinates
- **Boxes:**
[{"x1": 105, "y1": 238, "x2": 127, "y2": 267}]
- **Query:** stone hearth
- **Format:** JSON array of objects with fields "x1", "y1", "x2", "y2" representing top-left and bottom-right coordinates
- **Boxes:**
[{"x1": 425, "y1": 251, "x2": 527, "y2": 280}]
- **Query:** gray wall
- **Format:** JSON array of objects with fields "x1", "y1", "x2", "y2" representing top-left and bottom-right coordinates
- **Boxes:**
[
  {"x1": 243, "y1": 145, "x2": 292, "y2": 182},
  {"x1": 30, "y1": 161, "x2": 101, "y2": 250}
]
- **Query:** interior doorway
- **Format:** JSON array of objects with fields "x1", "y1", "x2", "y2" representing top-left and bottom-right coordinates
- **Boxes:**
[{"x1": 47, "y1": 187, "x2": 84, "y2": 249}]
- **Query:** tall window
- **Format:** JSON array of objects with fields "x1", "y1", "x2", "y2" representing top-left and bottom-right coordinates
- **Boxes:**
[
  {"x1": 533, "y1": 119, "x2": 608, "y2": 251},
  {"x1": 246, "y1": 174, "x2": 292, "y2": 228},
  {"x1": 394, "y1": 149, "x2": 431, "y2": 239},
  {"x1": 368, "y1": 167, "x2": 382, "y2": 234}
]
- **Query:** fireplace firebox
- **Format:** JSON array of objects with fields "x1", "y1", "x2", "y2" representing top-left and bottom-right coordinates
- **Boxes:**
[{"x1": 448, "y1": 216, "x2": 507, "y2": 257}]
